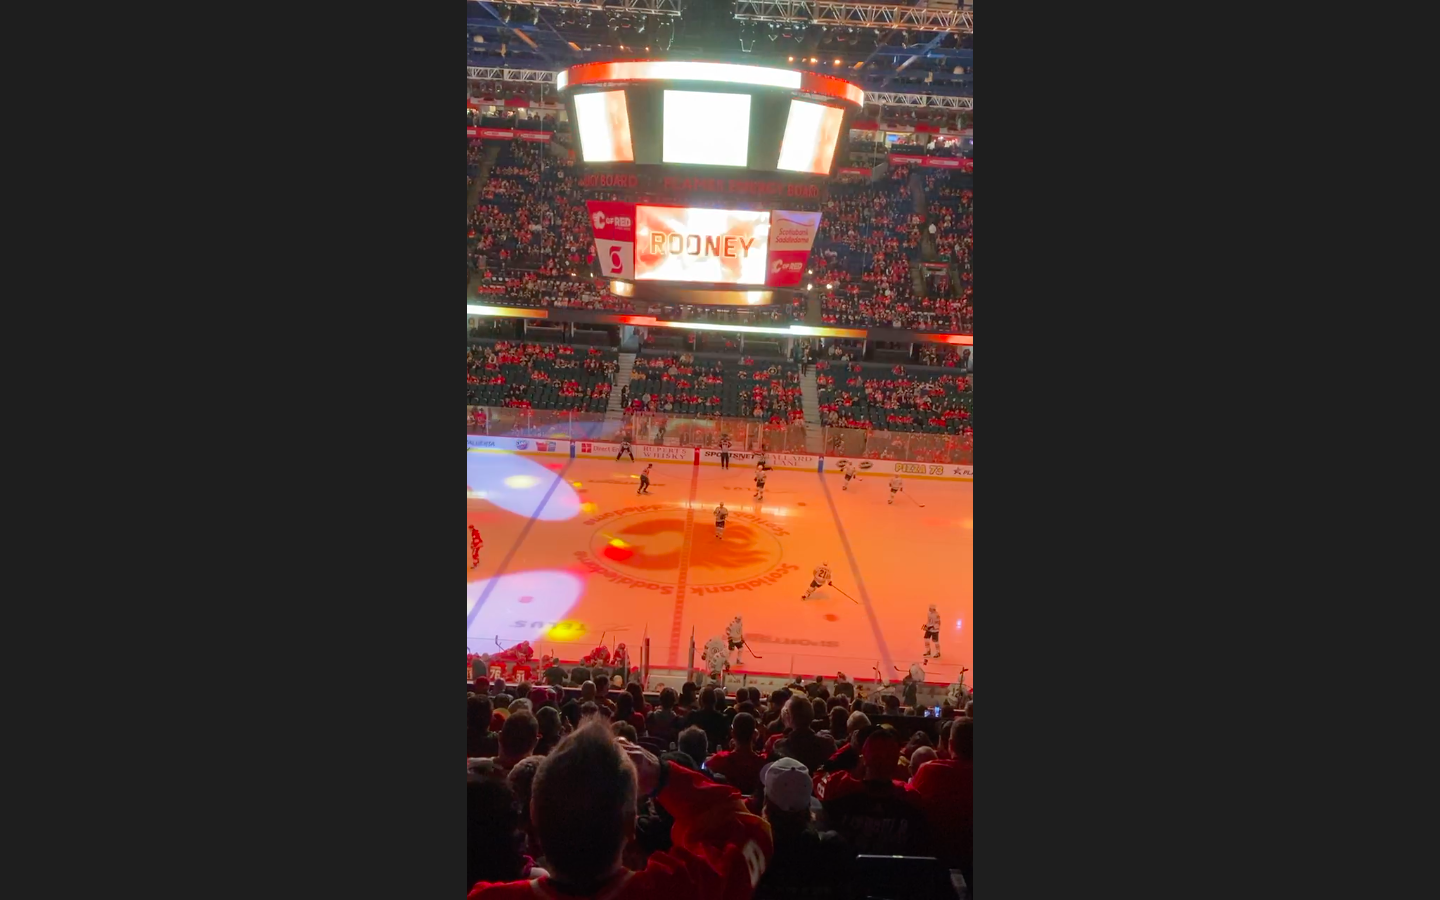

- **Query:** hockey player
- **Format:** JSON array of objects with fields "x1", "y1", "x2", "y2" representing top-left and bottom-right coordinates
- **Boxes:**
[
  {"x1": 888, "y1": 474, "x2": 904, "y2": 504},
  {"x1": 468, "y1": 525, "x2": 483, "y2": 569},
  {"x1": 637, "y1": 463, "x2": 653, "y2": 495},
  {"x1": 801, "y1": 561, "x2": 834, "y2": 600},
  {"x1": 753, "y1": 466, "x2": 768, "y2": 501},
  {"x1": 756, "y1": 446, "x2": 771, "y2": 472},
  {"x1": 718, "y1": 435, "x2": 732, "y2": 470},
  {"x1": 616, "y1": 437, "x2": 635, "y2": 462},
  {"x1": 923, "y1": 603, "x2": 942, "y2": 659},
  {"x1": 726, "y1": 615, "x2": 745, "y2": 667},
  {"x1": 714, "y1": 501, "x2": 729, "y2": 539},
  {"x1": 841, "y1": 461, "x2": 859, "y2": 491},
  {"x1": 703, "y1": 635, "x2": 729, "y2": 684}
]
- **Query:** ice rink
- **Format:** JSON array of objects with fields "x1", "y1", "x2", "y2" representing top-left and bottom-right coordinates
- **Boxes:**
[{"x1": 467, "y1": 449, "x2": 972, "y2": 685}]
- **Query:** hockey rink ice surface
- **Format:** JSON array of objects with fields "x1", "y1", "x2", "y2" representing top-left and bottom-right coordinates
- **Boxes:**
[{"x1": 467, "y1": 452, "x2": 973, "y2": 684}]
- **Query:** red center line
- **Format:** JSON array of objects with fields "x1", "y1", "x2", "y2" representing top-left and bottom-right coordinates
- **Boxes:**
[{"x1": 667, "y1": 464, "x2": 701, "y2": 667}]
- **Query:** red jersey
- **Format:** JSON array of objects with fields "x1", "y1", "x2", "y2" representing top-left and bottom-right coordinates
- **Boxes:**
[
  {"x1": 470, "y1": 761, "x2": 773, "y2": 900},
  {"x1": 909, "y1": 757, "x2": 972, "y2": 868},
  {"x1": 703, "y1": 749, "x2": 764, "y2": 795}
]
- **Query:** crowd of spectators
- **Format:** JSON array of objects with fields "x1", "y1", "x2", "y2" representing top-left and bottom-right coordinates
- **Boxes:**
[
  {"x1": 925, "y1": 171, "x2": 974, "y2": 334},
  {"x1": 467, "y1": 668, "x2": 973, "y2": 898},
  {"x1": 626, "y1": 353, "x2": 804, "y2": 424},
  {"x1": 466, "y1": 341, "x2": 616, "y2": 413},
  {"x1": 816, "y1": 360, "x2": 974, "y2": 463},
  {"x1": 468, "y1": 141, "x2": 592, "y2": 275},
  {"x1": 812, "y1": 166, "x2": 922, "y2": 329}
]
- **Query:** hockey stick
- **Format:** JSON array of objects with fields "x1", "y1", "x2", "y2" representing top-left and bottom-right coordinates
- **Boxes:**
[
  {"x1": 829, "y1": 583, "x2": 862, "y2": 605},
  {"x1": 904, "y1": 491, "x2": 925, "y2": 508},
  {"x1": 741, "y1": 640, "x2": 764, "y2": 660}
]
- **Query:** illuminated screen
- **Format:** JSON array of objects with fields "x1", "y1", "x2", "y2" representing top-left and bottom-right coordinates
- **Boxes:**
[
  {"x1": 634, "y1": 205, "x2": 771, "y2": 284},
  {"x1": 573, "y1": 90, "x2": 634, "y2": 163},
  {"x1": 663, "y1": 91, "x2": 751, "y2": 167},
  {"x1": 777, "y1": 100, "x2": 845, "y2": 175}
]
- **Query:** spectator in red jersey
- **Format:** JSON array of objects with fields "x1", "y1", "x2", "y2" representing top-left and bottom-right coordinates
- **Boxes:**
[
  {"x1": 470, "y1": 717, "x2": 775, "y2": 900},
  {"x1": 812, "y1": 725, "x2": 929, "y2": 856},
  {"x1": 704, "y1": 712, "x2": 764, "y2": 795},
  {"x1": 910, "y1": 718, "x2": 972, "y2": 888}
]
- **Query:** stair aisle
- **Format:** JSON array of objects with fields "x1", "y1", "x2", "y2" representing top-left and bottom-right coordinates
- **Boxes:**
[{"x1": 801, "y1": 368, "x2": 825, "y2": 454}]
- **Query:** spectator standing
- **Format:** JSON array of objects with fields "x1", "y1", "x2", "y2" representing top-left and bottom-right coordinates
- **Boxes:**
[
  {"x1": 911, "y1": 718, "x2": 973, "y2": 888},
  {"x1": 684, "y1": 686, "x2": 731, "y2": 754},
  {"x1": 813, "y1": 726, "x2": 928, "y2": 855},
  {"x1": 755, "y1": 758, "x2": 855, "y2": 897}
]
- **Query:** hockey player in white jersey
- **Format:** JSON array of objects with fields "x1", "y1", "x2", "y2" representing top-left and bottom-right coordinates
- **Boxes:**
[
  {"x1": 753, "y1": 466, "x2": 768, "y2": 501},
  {"x1": 888, "y1": 474, "x2": 904, "y2": 504},
  {"x1": 801, "y1": 562, "x2": 834, "y2": 600},
  {"x1": 714, "y1": 501, "x2": 729, "y2": 539},
  {"x1": 703, "y1": 635, "x2": 729, "y2": 684},
  {"x1": 923, "y1": 603, "x2": 942, "y2": 659},
  {"x1": 841, "y1": 461, "x2": 859, "y2": 490},
  {"x1": 726, "y1": 615, "x2": 745, "y2": 666},
  {"x1": 756, "y1": 446, "x2": 771, "y2": 471}
]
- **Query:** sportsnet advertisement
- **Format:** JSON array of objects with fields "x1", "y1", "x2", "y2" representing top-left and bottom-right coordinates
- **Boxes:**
[
  {"x1": 700, "y1": 449, "x2": 819, "y2": 471},
  {"x1": 765, "y1": 209, "x2": 821, "y2": 288},
  {"x1": 586, "y1": 200, "x2": 637, "y2": 281},
  {"x1": 634, "y1": 205, "x2": 771, "y2": 285},
  {"x1": 827, "y1": 457, "x2": 973, "y2": 481},
  {"x1": 467, "y1": 435, "x2": 570, "y2": 456}
]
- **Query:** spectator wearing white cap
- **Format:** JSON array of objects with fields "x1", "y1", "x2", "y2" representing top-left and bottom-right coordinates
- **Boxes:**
[{"x1": 756, "y1": 757, "x2": 854, "y2": 896}]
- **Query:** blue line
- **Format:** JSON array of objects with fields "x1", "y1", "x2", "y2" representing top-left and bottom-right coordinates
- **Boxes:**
[
  {"x1": 466, "y1": 457, "x2": 575, "y2": 632},
  {"x1": 819, "y1": 473, "x2": 895, "y2": 674}
]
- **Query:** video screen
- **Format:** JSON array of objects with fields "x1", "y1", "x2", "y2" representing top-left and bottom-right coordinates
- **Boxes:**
[
  {"x1": 573, "y1": 90, "x2": 635, "y2": 163},
  {"x1": 776, "y1": 100, "x2": 845, "y2": 175},
  {"x1": 634, "y1": 205, "x2": 771, "y2": 284},
  {"x1": 662, "y1": 90, "x2": 751, "y2": 167}
]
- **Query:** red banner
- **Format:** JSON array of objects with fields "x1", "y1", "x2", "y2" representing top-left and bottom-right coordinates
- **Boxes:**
[
  {"x1": 836, "y1": 167, "x2": 871, "y2": 176},
  {"x1": 914, "y1": 123, "x2": 940, "y2": 134},
  {"x1": 921, "y1": 157, "x2": 974, "y2": 172},
  {"x1": 890, "y1": 154, "x2": 924, "y2": 164},
  {"x1": 466, "y1": 127, "x2": 553, "y2": 142}
]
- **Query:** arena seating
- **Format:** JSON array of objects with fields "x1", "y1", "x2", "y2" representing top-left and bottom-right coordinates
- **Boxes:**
[
  {"x1": 924, "y1": 170, "x2": 974, "y2": 334},
  {"x1": 811, "y1": 166, "x2": 924, "y2": 330},
  {"x1": 627, "y1": 352, "x2": 804, "y2": 424},
  {"x1": 465, "y1": 340, "x2": 617, "y2": 413},
  {"x1": 815, "y1": 359, "x2": 973, "y2": 461}
]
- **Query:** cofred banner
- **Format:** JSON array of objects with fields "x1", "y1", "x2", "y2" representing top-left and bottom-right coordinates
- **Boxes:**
[
  {"x1": 587, "y1": 200, "x2": 638, "y2": 280},
  {"x1": 827, "y1": 457, "x2": 973, "y2": 480},
  {"x1": 765, "y1": 209, "x2": 820, "y2": 288},
  {"x1": 699, "y1": 449, "x2": 819, "y2": 471},
  {"x1": 466, "y1": 435, "x2": 570, "y2": 455},
  {"x1": 466, "y1": 127, "x2": 553, "y2": 142}
]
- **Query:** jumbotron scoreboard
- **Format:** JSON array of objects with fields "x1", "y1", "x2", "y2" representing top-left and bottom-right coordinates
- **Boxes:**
[{"x1": 557, "y1": 60, "x2": 865, "y2": 300}]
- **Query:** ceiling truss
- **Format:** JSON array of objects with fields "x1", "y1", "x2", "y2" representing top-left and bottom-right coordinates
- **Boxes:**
[
  {"x1": 486, "y1": 0, "x2": 684, "y2": 14},
  {"x1": 733, "y1": 2, "x2": 972, "y2": 33}
]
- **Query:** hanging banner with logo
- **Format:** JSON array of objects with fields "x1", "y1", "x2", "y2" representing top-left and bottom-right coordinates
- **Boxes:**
[
  {"x1": 586, "y1": 200, "x2": 637, "y2": 281},
  {"x1": 765, "y1": 209, "x2": 822, "y2": 288}
]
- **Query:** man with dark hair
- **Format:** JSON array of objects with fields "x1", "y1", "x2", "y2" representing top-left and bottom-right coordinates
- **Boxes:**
[
  {"x1": 676, "y1": 725, "x2": 709, "y2": 771},
  {"x1": 704, "y1": 712, "x2": 763, "y2": 795},
  {"x1": 646, "y1": 686, "x2": 682, "y2": 745},
  {"x1": 911, "y1": 718, "x2": 972, "y2": 889},
  {"x1": 684, "y1": 686, "x2": 730, "y2": 754},
  {"x1": 771, "y1": 696, "x2": 837, "y2": 774},
  {"x1": 495, "y1": 710, "x2": 539, "y2": 775},
  {"x1": 812, "y1": 725, "x2": 928, "y2": 856},
  {"x1": 470, "y1": 717, "x2": 775, "y2": 900},
  {"x1": 533, "y1": 706, "x2": 563, "y2": 756},
  {"x1": 805, "y1": 675, "x2": 826, "y2": 699},
  {"x1": 468, "y1": 695, "x2": 499, "y2": 758}
]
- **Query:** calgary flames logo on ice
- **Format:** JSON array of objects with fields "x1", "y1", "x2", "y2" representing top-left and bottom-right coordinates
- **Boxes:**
[{"x1": 578, "y1": 506, "x2": 793, "y2": 592}]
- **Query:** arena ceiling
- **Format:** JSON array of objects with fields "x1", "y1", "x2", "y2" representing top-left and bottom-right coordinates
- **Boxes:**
[{"x1": 466, "y1": 0, "x2": 972, "y2": 113}]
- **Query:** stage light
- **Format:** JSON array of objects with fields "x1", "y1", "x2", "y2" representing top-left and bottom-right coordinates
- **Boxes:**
[
  {"x1": 834, "y1": 59, "x2": 841, "y2": 65},
  {"x1": 788, "y1": 56, "x2": 794, "y2": 62},
  {"x1": 826, "y1": 283, "x2": 834, "y2": 290},
  {"x1": 806, "y1": 283, "x2": 813, "y2": 290}
]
